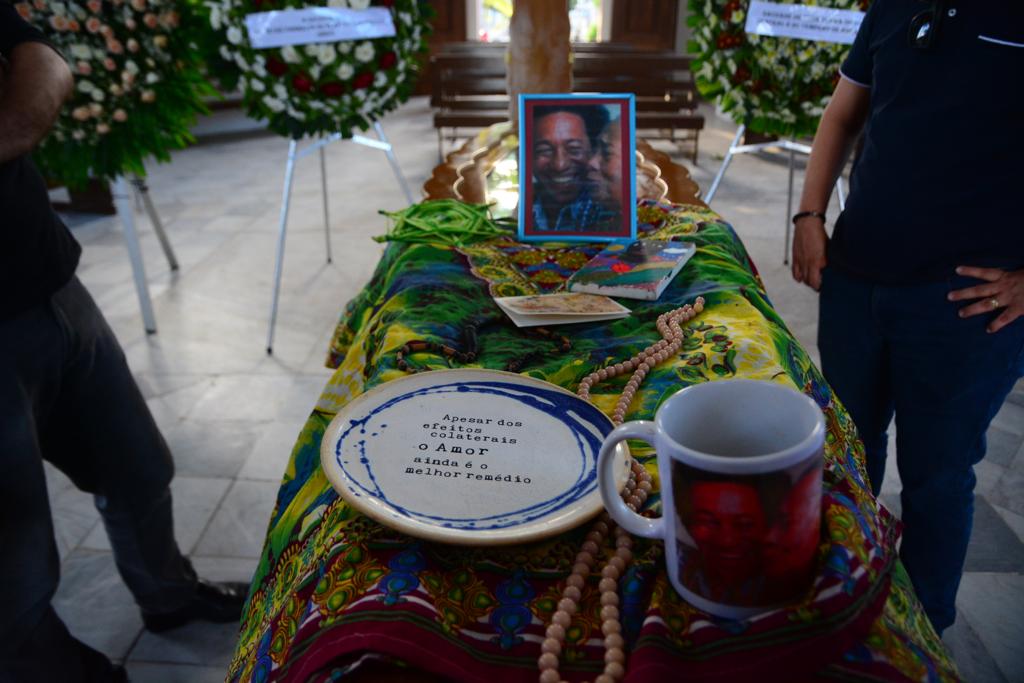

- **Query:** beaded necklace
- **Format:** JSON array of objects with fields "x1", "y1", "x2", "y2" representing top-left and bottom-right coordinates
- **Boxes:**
[
  {"x1": 537, "y1": 297, "x2": 704, "y2": 683},
  {"x1": 395, "y1": 294, "x2": 707, "y2": 682}
]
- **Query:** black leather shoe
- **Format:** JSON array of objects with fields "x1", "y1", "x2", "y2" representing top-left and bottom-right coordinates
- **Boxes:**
[{"x1": 141, "y1": 579, "x2": 249, "y2": 633}]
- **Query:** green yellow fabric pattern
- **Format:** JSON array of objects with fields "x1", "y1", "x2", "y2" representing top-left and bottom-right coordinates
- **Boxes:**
[{"x1": 228, "y1": 200, "x2": 958, "y2": 682}]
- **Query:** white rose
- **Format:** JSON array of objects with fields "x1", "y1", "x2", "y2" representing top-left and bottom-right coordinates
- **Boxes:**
[
  {"x1": 253, "y1": 61, "x2": 267, "y2": 78},
  {"x1": 281, "y1": 45, "x2": 301, "y2": 64},
  {"x1": 354, "y1": 41, "x2": 374, "y2": 63},
  {"x1": 70, "y1": 44, "x2": 91, "y2": 60},
  {"x1": 209, "y1": 4, "x2": 221, "y2": 29},
  {"x1": 219, "y1": 45, "x2": 233, "y2": 61},
  {"x1": 317, "y1": 44, "x2": 337, "y2": 64},
  {"x1": 250, "y1": 78, "x2": 265, "y2": 92},
  {"x1": 336, "y1": 62, "x2": 354, "y2": 80},
  {"x1": 234, "y1": 53, "x2": 249, "y2": 70},
  {"x1": 146, "y1": 72, "x2": 159, "y2": 84},
  {"x1": 274, "y1": 84, "x2": 287, "y2": 98},
  {"x1": 338, "y1": 42, "x2": 352, "y2": 54},
  {"x1": 349, "y1": 0, "x2": 370, "y2": 8},
  {"x1": 227, "y1": 26, "x2": 243, "y2": 45},
  {"x1": 262, "y1": 95, "x2": 285, "y2": 112},
  {"x1": 305, "y1": 44, "x2": 320, "y2": 57},
  {"x1": 90, "y1": 88, "x2": 104, "y2": 101},
  {"x1": 73, "y1": 130, "x2": 86, "y2": 140},
  {"x1": 309, "y1": 64, "x2": 322, "y2": 79},
  {"x1": 77, "y1": 79, "x2": 95, "y2": 92},
  {"x1": 287, "y1": 106, "x2": 305, "y2": 121},
  {"x1": 373, "y1": 71, "x2": 387, "y2": 87}
]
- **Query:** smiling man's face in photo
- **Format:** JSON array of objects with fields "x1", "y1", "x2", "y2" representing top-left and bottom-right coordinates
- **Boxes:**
[{"x1": 533, "y1": 111, "x2": 592, "y2": 205}]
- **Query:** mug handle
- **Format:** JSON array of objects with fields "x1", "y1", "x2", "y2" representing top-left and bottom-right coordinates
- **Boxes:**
[{"x1": 598, "y1": 420, "x2": 663, "y2": 539}]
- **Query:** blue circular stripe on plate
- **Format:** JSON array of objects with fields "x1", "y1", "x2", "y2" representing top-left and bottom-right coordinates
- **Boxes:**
[{"x1": 334, "y1": 380, "x2": 610, "y2": 530}]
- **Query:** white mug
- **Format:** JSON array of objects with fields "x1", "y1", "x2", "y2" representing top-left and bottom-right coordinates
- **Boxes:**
[{"x1": 598, "y1": 379, "x2": 825, "y2": 620}]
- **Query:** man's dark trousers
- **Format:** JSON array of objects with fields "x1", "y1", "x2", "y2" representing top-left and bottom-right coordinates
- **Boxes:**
[{"x1": 817, "y1": 266, "x2": 1024, "y2": 634}]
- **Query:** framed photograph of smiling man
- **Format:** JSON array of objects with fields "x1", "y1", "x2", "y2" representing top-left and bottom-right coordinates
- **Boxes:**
[{"x1": 518, "y1": 94, "x2": 636, "y2": 242}]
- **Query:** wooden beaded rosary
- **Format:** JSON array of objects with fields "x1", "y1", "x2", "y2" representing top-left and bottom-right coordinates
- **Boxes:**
[{"x1": 395, "y1": 296, "x2": 706, "y2": 683}]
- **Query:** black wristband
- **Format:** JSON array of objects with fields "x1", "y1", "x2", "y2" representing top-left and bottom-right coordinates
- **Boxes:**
[{"x1": 792, "y1": 210, "x2": 827, "y2": 225}]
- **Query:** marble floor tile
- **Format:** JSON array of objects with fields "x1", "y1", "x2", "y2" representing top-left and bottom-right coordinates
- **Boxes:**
[
  {"x1": 993, "y1": 503, "x2": 1024, "y2": 546},
  {"x1": 944, "y1": 614, "x2": 1009, "y2": 683},
  {"x1": 194, "y1": 479, "x2": 282, "y2": 559},
  {"x1": 53, "y1": 550, "x2": 143, "y2": 661},
  {"x1": 125, "y1": 662, "x2": 228, "y2": 683},
  {"x1": 957, "y1": 573, "x2": 1024, "y2": 683},
  {"x1": 963, "y1": 498, "x2": 1024, "y2": 573},
  {"x1": 164, "y1": 418, "x2": 264, "y2": 479},
  {"x1": 238, "y1": 419, "x2": 310, "y2": 482},
  {"x1": 129, "y1": 620, "x2": 239, "y2": 667},
  {"x1": 81, "y1": 475, "x2": 232, "y2": 555},
  {"x1": 987, "y1": 426, "x2": 1024, "y2": 468},
  {"x1": 190, "y1": 556, "x2": 260, "y2": 587},
  {"x1": 44, "y1": 463, "x2": 102, "y2": 562}
]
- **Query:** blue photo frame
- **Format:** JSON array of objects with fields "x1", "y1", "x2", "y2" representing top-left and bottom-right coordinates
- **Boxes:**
[{"x1": 517, "y1": 93, "x2": 637, "y2": 243}]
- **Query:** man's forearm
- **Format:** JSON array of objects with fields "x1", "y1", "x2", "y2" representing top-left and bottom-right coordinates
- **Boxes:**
[
  {"x1": 798, "y1": 79, "x2": 870, "y2": 216},
  {"x1": 0, "y1": 41, "x2": 73, "y2": 163}
]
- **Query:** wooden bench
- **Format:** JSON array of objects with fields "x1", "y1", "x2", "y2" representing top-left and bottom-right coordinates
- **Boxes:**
[{"x1": 430, "y1": 44, "x2": 704, "y2": 163}]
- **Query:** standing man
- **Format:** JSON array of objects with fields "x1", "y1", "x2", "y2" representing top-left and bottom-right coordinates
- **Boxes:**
[
  {"x1": 791, "y1": 0, "x2": 1024, "y2": 635},
  {"x1": 1, "y1": 3, "x2": 247, "y2": 680}
]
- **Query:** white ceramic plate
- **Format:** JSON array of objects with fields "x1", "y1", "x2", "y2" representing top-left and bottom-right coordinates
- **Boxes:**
[{"x1": 320, "y1": 369, "x2": 630, "y2": 545}]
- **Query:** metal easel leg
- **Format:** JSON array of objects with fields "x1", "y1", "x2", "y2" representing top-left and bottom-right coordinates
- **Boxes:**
[
  {"x1": 131, "y1": 175, "x2": 178, "y2": 271},
  {"x1": 784, "y1": 146, "x2": 796, "y2": 265},
  {"x1": 266, "y1": 139, "x2": 299, "y2": 355},
  {"x1": 373, "y1": 122, "x2": 415, "y2": 205},
  {"x1": 319, "y1": 146, "x2": 333, "y2": 264},
  {"x1": 112, "y1": 176, "x2": 157, "y2": 334},
  {"x1": 705, "y1": 124, "x2": 745, "y2": 204}
]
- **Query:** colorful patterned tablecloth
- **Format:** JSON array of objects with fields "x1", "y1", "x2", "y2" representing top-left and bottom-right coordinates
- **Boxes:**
[{"x1": 228, "y1": 201, "x2": 959, "y2": 682}]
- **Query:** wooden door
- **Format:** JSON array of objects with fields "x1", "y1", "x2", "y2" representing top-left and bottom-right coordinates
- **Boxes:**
[
  {"x1": 414, "y1": 0, "x2": 468, "y2": 95},
  {"x1": 610, "y1": 0, "x2": 678, "y2": 50}
]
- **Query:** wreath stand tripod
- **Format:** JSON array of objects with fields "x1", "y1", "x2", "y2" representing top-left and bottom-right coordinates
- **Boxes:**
[
  {"x1": 111, "y1": 175, "x2": 178, "y2": 335},
  {"x1": 266, "y1": 121, "x2": 415, "y2": 355},
  {"x1": 705, "y1": 124, "x2": 846, "y2": 265}
]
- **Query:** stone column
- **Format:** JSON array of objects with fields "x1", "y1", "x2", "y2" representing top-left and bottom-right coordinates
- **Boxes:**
[{"x1": 506, "y1": 0, "x2": 571, "y2": 128}]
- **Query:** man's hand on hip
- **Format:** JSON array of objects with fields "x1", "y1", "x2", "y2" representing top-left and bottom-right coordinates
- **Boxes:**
[{"x1": 949, "y1": 267, "x2": 1024, "y2": 333}]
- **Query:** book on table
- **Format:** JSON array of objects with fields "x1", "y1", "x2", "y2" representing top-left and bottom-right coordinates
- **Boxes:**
[{"x1": 567, "y1": 239, "x2": 696, "y2": 301}]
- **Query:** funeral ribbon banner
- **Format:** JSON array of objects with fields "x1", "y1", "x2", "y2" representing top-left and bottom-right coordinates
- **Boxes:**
[
  {"x1": 245, "y1": 7, "x2": 397, "y2": 49},
  {"x1": 744, "y1": 1, "x2": 865, "y2": 45}
]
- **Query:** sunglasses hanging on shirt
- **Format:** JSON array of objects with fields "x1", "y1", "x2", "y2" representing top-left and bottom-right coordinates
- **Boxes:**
[{"x1": 908, "y1": 0, "x2": 950, "y2": 50}]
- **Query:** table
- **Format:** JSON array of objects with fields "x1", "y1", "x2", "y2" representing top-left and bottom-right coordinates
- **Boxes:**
[{"x1": 227, "y1": 137, "x2": 958, "y2": 682}]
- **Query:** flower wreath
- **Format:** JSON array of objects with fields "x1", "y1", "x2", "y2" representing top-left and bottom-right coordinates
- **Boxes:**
[
  {"x1": 207, "y1": 0, "x2": 432, "y2": 139},
  {"x1": 687, "y1": 0, "x2": 870, "y2": 139},
  {"x1": 18, "y1": 0, "x2": 213, "y2": 187}
]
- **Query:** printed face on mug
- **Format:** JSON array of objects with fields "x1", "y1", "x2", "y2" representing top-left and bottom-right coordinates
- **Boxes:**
[{"x1": 597, "y1": 379, "x2": 825, "y2": 619}]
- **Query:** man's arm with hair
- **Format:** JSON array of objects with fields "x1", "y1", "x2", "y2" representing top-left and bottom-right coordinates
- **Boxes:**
[{"x1": 0, "y1": 41, "x2": 72, "y2": 164}]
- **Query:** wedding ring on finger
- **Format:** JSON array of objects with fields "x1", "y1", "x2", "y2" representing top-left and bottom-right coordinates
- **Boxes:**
[{"x1": 989, "y1": 297, "x2": 1000, "y2": 310}]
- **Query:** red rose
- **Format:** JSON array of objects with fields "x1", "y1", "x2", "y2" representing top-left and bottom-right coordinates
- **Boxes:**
[
  {"x1": 352, "y1": 72, "x2": 374, "y2": 89},
  {"x1": 292, "y1": 72, "x2": 313, "y2": 93},
  {"x1": 379, "y1": 51, "x2": 397, "y2": 69},
  {"x1": 266, "y1": 57, "x2": 287, "y2": 77},
  {"x1": 381, "y1": 0, "x2": 394, "y2": 5},
  {"x1": 320, "y1": 81, "x2": 345, "y2": 97}
]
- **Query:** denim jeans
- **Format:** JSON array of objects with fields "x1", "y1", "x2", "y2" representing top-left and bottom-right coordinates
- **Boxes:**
[
  {"x1": 0, "y1": 277, "x2": 196, "y2": 679},
  {"x1": 817, "y1": 266, "x2": 1024, "y2": 634}
]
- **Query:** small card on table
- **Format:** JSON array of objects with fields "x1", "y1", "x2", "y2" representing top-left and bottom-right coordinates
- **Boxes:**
[{"x1": 494, "y1": 293, "x2": 630, "y2": 328}]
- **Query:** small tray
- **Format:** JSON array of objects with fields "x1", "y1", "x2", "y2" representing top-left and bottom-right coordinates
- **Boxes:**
[{"x1": 320, "y1": 369, "x2": 630, "y2": 545}]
